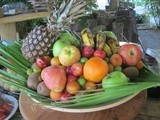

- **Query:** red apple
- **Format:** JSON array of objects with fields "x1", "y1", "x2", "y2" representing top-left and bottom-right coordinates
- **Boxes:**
[
  {"x1": 118, "y1": 44, "x2": 143, "y2": 66},
  {"x1": 59, "y1": 45, "x2": 81, "y2": 67},
  {"x1": 67, "y1": 74, "x2": 78, "y2": 83},
  {"x1": 94, "y1": 49, "x2": 106, "y2": 59},
  {"x1": 41, "y1": 66, "x2": 66, "y2": 92},
  {"x1": 60, "y1": 92, "x2": 71, "y2": 102},
  {"x1": 36, "y1": 57, "x2": 50, "y2": 69},
  {"x1": 82, "y1": 46, "x2": 94, "y2": 58},
  {"x1": 71, "y1": 62, "x2": 83, "y2": 76}
]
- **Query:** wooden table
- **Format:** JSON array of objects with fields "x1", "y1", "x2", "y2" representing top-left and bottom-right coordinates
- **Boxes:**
[
  {"x1": 0, "y1": 12, "x2": 49, "y2": 41},
  {"x1": 19, "y1": 91, "x2": 147, "y2": 120}
]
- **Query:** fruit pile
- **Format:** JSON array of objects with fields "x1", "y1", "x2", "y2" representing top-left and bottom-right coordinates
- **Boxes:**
[{"x1": 25, "y1": 28, "x2": 144, "y2": 101}]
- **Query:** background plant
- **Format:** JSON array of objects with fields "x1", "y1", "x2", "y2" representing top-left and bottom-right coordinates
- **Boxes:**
[
  {"x1": 129, "y1": 0, "x2": 160, "y2": 29},
  {"x1": 145, "y1": 0, "x2": 160, "y2": 29}
]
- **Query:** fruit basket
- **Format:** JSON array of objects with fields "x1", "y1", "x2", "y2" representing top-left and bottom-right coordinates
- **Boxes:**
[{"x1": 0, "y1": 0, "x2": 160, "y2": 113}]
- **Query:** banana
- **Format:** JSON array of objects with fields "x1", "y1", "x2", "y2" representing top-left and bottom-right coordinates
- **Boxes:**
[
  {"x1": 81, "y1": 28, "x2": 95, "y2": 48},
  {"x1": 103, "y1": 43, "x2": 112, "y2": 57},
  {"x1": 111, "y1": 45, "x2": 120, "y2": 54},
  {"x1": 103, "y1": 31, "x2": 117, "y2": 40},
  {"x1": 96, "y1": 31, "x2": 106, "y2": 49},
  {"x1": 106, "y1": 38, "x2": 120, "y2": 54}
]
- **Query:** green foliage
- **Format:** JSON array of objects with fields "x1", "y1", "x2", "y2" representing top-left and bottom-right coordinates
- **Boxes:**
[
  {"x1": 145, "y1": 0, "x2": 160, "y2": 28},
  {"x1": 135, "y1": 14, "x2": 146, "y2": 24},
  {"x1": 130, "y1": 0, "x2": 146, "y2": 6}
]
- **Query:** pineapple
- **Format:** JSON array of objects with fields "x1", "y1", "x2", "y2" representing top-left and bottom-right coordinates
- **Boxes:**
[{"x1": 21, "y1": 0, "x2": 88, "y2": 62}]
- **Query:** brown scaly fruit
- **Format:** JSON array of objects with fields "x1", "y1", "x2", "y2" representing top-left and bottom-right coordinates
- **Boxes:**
[{"x1": 21, "y1": 0, "x2": 88, "y2": 62}]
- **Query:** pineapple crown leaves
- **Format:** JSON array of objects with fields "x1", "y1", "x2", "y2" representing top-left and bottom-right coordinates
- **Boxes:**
[{"x1": 47, "y1": 0, "x2": 88, "y2": 32}]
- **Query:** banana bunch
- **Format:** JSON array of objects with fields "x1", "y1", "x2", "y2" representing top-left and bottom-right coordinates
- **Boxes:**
[
  {"x1": 103, "y1": 31, "x2": 120, "y2": 55},
  {"x1": 81, "y1": 28, "x2": 95, "y2": 48},
  {"x1": 96, "y1": 31, "x2": 106, "y2": 49},
  {"x1": 80, "y1": 28, "x2": 120, "y2": 56}
]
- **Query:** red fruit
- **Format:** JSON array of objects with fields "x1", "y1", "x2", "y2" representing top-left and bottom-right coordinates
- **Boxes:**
[
  {"x1": 60, "y1": 92, "x2": 71, "y2": 102},
  {"x1": 94, "y1": 49, "x2": 106, "y2": 59},
  {"x1": 67, "y1": 74, "x2": 78, "y2": 83},
  {"x1": 0, "y1": 112, "x2": 6, "y2": 120},
  {"x1": 82, "y1": 46, "x2": 94, "y2": 58},
  {"x1": 2, "y1": 102, "x2": 12, "y2": 113},
  {"x1": 0, "y1": 107, "x2": 7, "y2": 113},
  {"x1": 66, "y1": 66, "x2": 72, "y2": 75},
  {"x1": 41, "y1": 66, "x2": 66, "y2": 92},
  {"x1": 36, "y1": 57, "x2": 50, "y2": 69},
  {"x1": 119, "y1": 44, "x2": 142, "y2": 66},
  {"x1": 71, "y1": 62, "x2": 83, "y2": 76}
]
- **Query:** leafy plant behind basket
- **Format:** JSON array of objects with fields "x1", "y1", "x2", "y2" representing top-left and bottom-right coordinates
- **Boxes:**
[{"x1": 0, "y1": 41, "x2": 160, "y2": 108}]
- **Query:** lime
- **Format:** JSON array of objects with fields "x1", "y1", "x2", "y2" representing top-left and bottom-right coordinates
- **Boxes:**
[
  {"x1": 77, "y1": 77, "x2": 86, "y2": 87},
  {"x1": 27, "y1": 68, "x2": 33, "y2": 75},
  {"x1": 80, "y1": 57, "x2": 88, "y2": 64}
]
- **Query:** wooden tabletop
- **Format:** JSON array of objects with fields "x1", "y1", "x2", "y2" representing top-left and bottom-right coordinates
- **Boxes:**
[
  {"x1": 19, "y1": 91, "x2": 147, "y2": 120},
  {"x1": 0, "y1": 12, "x2": 50, "y2": 24}
]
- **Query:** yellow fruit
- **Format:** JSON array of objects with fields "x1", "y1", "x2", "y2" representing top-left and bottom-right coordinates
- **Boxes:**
[{"x1": 50, "y1": 57, "x2": 61, "y2": 66}]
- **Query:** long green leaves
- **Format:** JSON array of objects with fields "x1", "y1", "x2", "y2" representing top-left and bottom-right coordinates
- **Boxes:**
[
  {"x1": 0, "y1": 69, "x2": 26, "y2": 83},
  {"x1": 0, "y1": 43, "x2": 31, "y2": 68},
  {"x1": 0, "y1": 78, "x2": 47, "y2": 99},
  {"x1": 0, "y1": 41, "x2": 32, "y2": 78}
]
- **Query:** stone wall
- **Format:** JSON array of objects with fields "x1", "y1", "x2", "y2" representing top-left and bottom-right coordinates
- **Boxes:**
[{"x1": 72, "y1": 9, "x2": 139, "y2": 43}]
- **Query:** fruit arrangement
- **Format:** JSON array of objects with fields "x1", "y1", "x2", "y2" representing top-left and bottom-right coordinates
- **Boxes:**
[
  {"x1": 0, "y1": 0, "x2": 160, "y2": 108},
  {"x1": 21, "y1": 27, "x2": 146, "y2": 101}
]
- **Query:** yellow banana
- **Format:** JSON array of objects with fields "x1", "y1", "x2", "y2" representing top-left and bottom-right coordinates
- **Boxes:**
[
  {"x1": 106, "y1": 38, "x2": 119, "y2": 47},
  {"x1": 81, "y1": 28, "x2": 95, "y2": 48},
  {"x1": 96, "y1": 31, "x2": 106, "y2": 49},
  {"x1": 111, "y1": 45, "x2": 120, "y2": 54},
  {"x1": 106, "y1": 38, "x2": 120, "y2": 54},
  {"x1": 103, "y1": 43, "x2": 112, "y2": 57}
]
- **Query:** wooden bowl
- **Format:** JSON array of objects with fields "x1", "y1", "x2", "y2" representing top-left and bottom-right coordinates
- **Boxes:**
[
  {"x1": 29, "y1": 92, "x2": 139, "y2": 113},
  {"x1": 19, "y1": 91, "x2": 147, "y2": 120}
]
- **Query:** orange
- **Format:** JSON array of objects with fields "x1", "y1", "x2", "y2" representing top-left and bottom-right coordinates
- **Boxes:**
[
  {"x1": 66, "y1": 82, "x2": 80, "y2": 94},
  {"x1": 110, "y1": 54, "x2": 122, "y2": 66},
  {"x1": 83, "y1": 57, "x2": 108, "y2": 83},
  {"x1": 135, "y1": 60, "x2": 144, "y2": 70},
  {"x1": 50, "y1": 57, "x2": 61, "y2": 66},
  {"x1": 50, "y1": 91, "x2": 63, "y2": 101}
]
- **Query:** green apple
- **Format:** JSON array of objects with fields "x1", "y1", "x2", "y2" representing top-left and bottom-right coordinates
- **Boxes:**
[
  {"x1": 52, "y1": 40, "x2": 71, "y2": 57},
  {"x1": 102, "y1": 71, "x2": 128, "y2": 88},
  {"x1": 59, "y1": 45, "x2": 81, "y2": 67}
]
